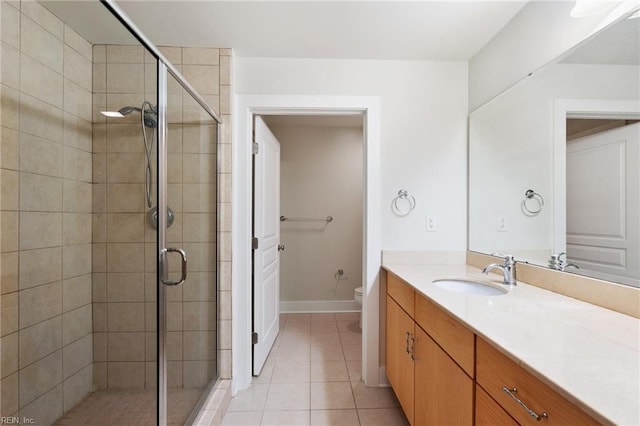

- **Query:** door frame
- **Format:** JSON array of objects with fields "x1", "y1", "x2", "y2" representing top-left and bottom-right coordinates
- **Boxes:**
[
  {"x1": 552, "y1": 99, "x2": 640, "y2": 254},
  {"x1": 233, "y1": 95, "x2": 381, "y2": 394}
]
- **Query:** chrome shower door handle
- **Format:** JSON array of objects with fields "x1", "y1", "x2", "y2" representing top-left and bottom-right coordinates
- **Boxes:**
[
  {"x1": 160, "y1": 247, "x2": 187, "y2": 286},
  {"x1": 277, "y1": 244, "x2": 285, "y2": 252}
]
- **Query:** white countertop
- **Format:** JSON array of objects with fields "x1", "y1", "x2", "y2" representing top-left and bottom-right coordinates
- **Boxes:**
[{"x1": 383, "y1": 263, "x2": 640, "y2": 426}]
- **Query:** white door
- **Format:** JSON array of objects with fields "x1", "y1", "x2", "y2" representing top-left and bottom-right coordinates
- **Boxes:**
[
  {"x1": 566, "y1": 122, "x2": 639, "y2": 286},
  {"x1": 252, "y1": 116, "x2": 281, "y2": 375}
]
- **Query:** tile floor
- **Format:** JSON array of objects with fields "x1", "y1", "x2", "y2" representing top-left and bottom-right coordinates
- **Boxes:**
[{"x1": 221, "y1": 313, "x2": 408, "y2": 426}]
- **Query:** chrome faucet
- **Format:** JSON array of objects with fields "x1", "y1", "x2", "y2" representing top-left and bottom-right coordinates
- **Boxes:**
[
  {"x1": 548, "y1": 252, "x2": 580, "y2": 271},
  {"x1": 482, "y1": 255, "x2": 517, "y2": 286}
]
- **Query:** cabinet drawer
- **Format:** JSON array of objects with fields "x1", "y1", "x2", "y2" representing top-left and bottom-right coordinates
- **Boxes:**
[
  {"x1": 476, "y1": 338, "x2": 599, "y2": 425},
  {"x1": 387, "y1": 272, "x2": 415, "y2": 317},
  {"x1": 476, "y1": 384, "x2": 517, "y2": 426},
  {"x1": 414, "y1": 294, "x2": 474, "y2": 377}
]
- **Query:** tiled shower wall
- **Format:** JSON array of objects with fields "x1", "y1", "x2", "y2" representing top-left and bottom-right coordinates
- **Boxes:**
[
  {"x1": 91, "y1": 45, "x2": 232, "y2": 389},
  {"x1": 1, "y1": 1, "x2": 94, "y2": 422}
]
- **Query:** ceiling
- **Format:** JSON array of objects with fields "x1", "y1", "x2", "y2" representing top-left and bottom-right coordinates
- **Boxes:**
[{"x1": 42, "y1": 0, "x2": 528, "y2": 61}]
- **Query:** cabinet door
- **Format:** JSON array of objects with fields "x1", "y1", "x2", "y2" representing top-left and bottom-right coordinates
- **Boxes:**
[
  {"x1": 414, "y1": 325, "x2": 473, "y2": 426},
  {"x1": 476, "y1": 384, "x2": 518, "y2": 426},
  {"x1": 386, "y1": 295, "x2": 415, "y2": 425}
]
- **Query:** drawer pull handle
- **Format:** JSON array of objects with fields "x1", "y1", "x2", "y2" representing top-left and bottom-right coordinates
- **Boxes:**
[
  {"x1": 405, "y1": 332, "x2": 411, "y2": 354},
  {"x1": 502, "y1": 387, "x2": 549, "y2": 422}
]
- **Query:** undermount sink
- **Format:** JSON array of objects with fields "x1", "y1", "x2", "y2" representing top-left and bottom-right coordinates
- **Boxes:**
[{"x1": 432, "y1": 279, "x2": 507, "y2": 296}]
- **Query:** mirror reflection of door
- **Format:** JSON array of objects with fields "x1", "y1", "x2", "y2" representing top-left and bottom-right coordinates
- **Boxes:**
[{"x1": 566, "y1": 120, "x2": 640, "y2": 286}]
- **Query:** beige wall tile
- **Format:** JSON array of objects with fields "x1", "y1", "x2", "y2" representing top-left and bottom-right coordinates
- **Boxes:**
[
  {"x1": 93, "y1": 45, "x2": 106, "y2": 64},
  {"x1": 64, "y1": 45, "x2": 91, "y2": 91},
  {"x1": 107, "y1": 302, "x2": 144, "y2": 331},
  {"x1": 1, "y1": 332, "x2": 18, "y2": 378},
  {"x1": 183, "y1": 360, "x2": 215, "y2": 388},
  {"x1": 182, "y1": 48, "x2": 219, "y2": 65},
  {"x1": 19, "y1": 281, "x2": 62, "y2": 329},
  {"x1": 19, "y1": 384, "x2": 63, "y2": 425},
  {"x1": 166, "y1": 302, "x2": 182, "y2": 332},
  {"x1": 183, "y1": 154, "x2": 216, "y2": 183},
  {"x1": 158, "y1": 46, "x2": 182, "y2": 64},
  {"x1": 182, "y1": 65, "x2": 219, "y2": 95},
  {"x1": 106, "y1": 272, "x2": 144, "y2": 302},
  {"x1": 1, "y1": 2, "x2": 20, "y2": 48},
  {"x1": 219, "y1": 261, "x2": 231, "y2": 291},
  {"x1": 63, "y1": 180, "x2": 92, "y2": 213},
  {"x1": 1, "y1": 373, "x2": 19, "y2": 416},
  {"x1": 107, "y1": 184, "x2": 145, "y2": 213},
  {"x1": 183, "y1": 302, "x2": 216, "y2": 331},
  {"x1": 183, "y1": 272, "x2": 216, "y2": 302},
  {"x1": 92, "y1": 243, "x2": 106, "y2": 273},
  {"x1": 167, "y1": 153, "x2": 182, "y2": 183},
  {"x1": 106, "y1": 123, "x2": 144, "y2": 153},
  {"x1": 219, "y1": 349, "x2": 231, "y2": 379},
  {"x1": 64, "y1": 26, "x2": 92, "y2": 61},
  {"x1": 19, "y1": 350, "x2": 62, "y2": 407},
  {"x1": 93, "y1": 124, "x2": 107, "y2": 152},
  {"x1": 77, "y1": 149, "x2": 92, "y2": 183},
  {"x1": 219, "y1": 173, "x2": 232, "y2": 203},
  {"x1": 219, "y1": 202, "x2": 231, "y2": 232},
  {"x1": 1, "y1": 84, "x2": 20, "y2": 130},
  {"x1": 183, "y1": 183, "x2": 216, "y2": 213},
  {"x1": 167, "y1": 360, "x2": 183, "y2": 388},
  {"x1": 1, "y1": 211, "x2": 19, "y2": 252},
  {"x1": 106, "y1": 153, "x2": 145, "y2": 183},
  {"x1": 182, "y1": 124, "x2": 217, "y2": 154},
  {"x1": 106, "y1": 213, "x2": 144, "y2": 242},
  {"x1": 63, "y1": 78, "x2": 92, "y2": 122},
  {"x1": 63, "y1": 213, "x2": 92, "y2": 246},
  {"x1": 64, "y1": 114, "x2": 92, "y2": 151},
  {"x1": 19, "y1": 247, "x2": 62, "y2": 290},
  {"x1": 219, "y1": 231, "x2": 232, "y2": 262},
  {"x1": 144, "y1": 274, "x2": 157, "y2": 302},
  {"x1": 107, "y1": 243, "x2": 144, "y2": 272},
  {"x1": 107, "y1": 332, "x2": 145, "y2": 361},
  {"x1": 62, "y1": 334, "x2": 92, "y2": 379},
  {"x1": 63, "y1": 243, "x2": 92, "y2": 279},
  {"x1": 106, "y1": 45, "x2": 143, "y2": 64},
  {"x1": 220, "y1": 115, "x2": 231, "y2": 144},
  {"x1": 1, "y1": 292, "x2": 18, "y2": 336},
  {"x1": 20, "y1": 173, "x2": 62, "y2": 212},
  {"x1": 144, "y1": 63, "x2": 158, "y2": 94},
  {"x1": 106, "y1": 63, "x2": 144, "y2": 93},
  {"x1": 21, "y1": 1, "x2": 63, "y2": 39},
  {"x1": 20, "y1": 133, "x2": 63, "y2": 177},
  {"x1": 62, "y1": 274, "x2": 91, "y2": 312},
  {"x1": 20, "y1": 212, "x2": 62, "y2": 250},
  {"x1": 107, "y1": 362, "x2": 145, "y2": 388},
  {"x1": 93, "y1": 362, "x2": 107, "y2": 390},
  {"x1": 93, "y1": 332, "x2": 107, "y2": 362},
  {"x1": 19, "y1": 316, "x2": 62, "y2": 369},
  {"x1": 220, "y1": 85, "x2": 231, "y2": 115},
  {"x1": 1, "y1": 252, "x2": 18, "y2": 294},
  {"x1": 167, "y1": 332, "x2": 183, "y2": 361},
  {"x1": 62, "y1": 304, "x2": 91, "y2": 346},
  {"x1": 219, "y1": 290, "x2": 231, "y2": 320},
  {"x1": 1, "y1": 169, "x2": 18, "y2": 210},
  {"x1": 219, "y1": 144, "x2": 231, "y2": 174},
  {"x1": 1, "y1": 127, "x2": 19, "y2": 170},
  {"x1": 92, "y1": 303, "x2": 107, "y2": 332},
  {"x1": 20, "y1": 16, "x2": 63, "y2": 73},
  {"x1": 63, "y1": 145, "x2": 78, "y2": 179},
  {"x1": 1, "y1": 43, "x2": 20, "y2": 89},
  {"x1": 219, "y1": 319, "x2": 231, "y2": 351},
  {"x1": 183, "y1": 94, "x2": 219, "y2": 123},
  {"x1": 220, "y1": 55, "x2": 231, "y2": 86},
  {"x1": 92, "y1": 183, "x2": 106, "y2": 213},
  {"x1": 145, "y1": 302, "x2": 156, "y2": 331},
  {"x1": 145, "y1": 333, "x2": 156, "y2": 361},
  {"x1": 183, "y1": 331, "x2": 216, "y2": 361},
  {"x1": 220, "y1": 48, "x2": 232, "y2": 56},
  {"x1": 92, "y1": 214, "x2": 106, "y2": 243},
  {"x1": 92, "y1": 92, "x2": 106, "y2": 124},
  {"x1": 145, "y1": 361, "x2": 157, "y2": 388},
  {"x1": 183, "y1": 243, "x2": 216, "y2": 272},
  {"x1": 183, "y1": 213, "x2": 216, "y2": 242},
  {"x1": 62, "y1": 364, "x2": 91, "y2": 412},
  {"x1": 20, "y1": 93, "x2": 64, "y2": 142},
  {"x1": 92, "y1": 273, "x2": 107, "y2": 302},
  {"x1": 93, "y1": 62, "x2": 106, "y2": 93},
  {"x1": 20, "y1": 53, "x2": 63, "y2": 108}
]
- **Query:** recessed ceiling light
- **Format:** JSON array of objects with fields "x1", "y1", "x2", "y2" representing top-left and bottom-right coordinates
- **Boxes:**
[{"x1": 100, "y1": 111, "x2": 124, "y2": 118}]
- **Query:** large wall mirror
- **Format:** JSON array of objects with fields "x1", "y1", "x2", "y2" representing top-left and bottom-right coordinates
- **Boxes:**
[{"x1": 469, "y1": 10, "x2": 640, "y2": 288}]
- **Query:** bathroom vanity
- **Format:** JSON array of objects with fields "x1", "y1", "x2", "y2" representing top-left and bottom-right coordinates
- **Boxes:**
[{"x1": 383, "y1": 263, "x2": 639, "y2": 426}]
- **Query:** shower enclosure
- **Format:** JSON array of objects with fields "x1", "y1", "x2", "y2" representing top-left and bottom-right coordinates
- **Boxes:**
[{"x1": 0, "y1": 0, "x2": 223, "y2": 424}]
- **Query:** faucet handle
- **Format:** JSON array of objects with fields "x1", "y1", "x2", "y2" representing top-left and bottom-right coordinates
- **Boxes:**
[{"x1": 491, "y1": 253, "x2": 516, "y2": 265}]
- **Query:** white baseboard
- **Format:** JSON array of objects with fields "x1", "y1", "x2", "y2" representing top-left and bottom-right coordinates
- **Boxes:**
[{"x1": 280, "y1": 299, "x2": 360, "y2": 313}]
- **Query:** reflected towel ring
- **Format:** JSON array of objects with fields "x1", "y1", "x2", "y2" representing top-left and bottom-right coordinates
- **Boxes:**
[
  {"x1": 522, "y1": 189, "x2": 544, "y2": 215},
  {"x1": 392, "y1": 189, "x2": 416, "y2": 217}
]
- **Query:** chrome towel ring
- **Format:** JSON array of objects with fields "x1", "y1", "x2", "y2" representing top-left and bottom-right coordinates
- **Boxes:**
[
  {"x1": 522, "y1": 189, "x2": 544, "y2": 215},
  {"x1": 392, "y1": 189, "x2": 416, "y2": 217}
]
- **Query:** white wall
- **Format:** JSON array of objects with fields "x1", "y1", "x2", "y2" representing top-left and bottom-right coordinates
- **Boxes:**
[
  {"x1": 469, "y1": 0, "x2": 634, "y2": 111},
  {"x1": 270, "y1": 123, "x2": 364, "y2": 308},
  {"x1": 469, "y1": 63, "x2": 640, "y2": 265},
  {"x1": 236, "y1": 58, "x2": 469, "y2": 250}
]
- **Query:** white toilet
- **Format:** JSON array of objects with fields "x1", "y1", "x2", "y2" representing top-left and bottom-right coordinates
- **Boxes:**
[{"x1": 354, "y1": 286, "x2": 363, "y2": 329}]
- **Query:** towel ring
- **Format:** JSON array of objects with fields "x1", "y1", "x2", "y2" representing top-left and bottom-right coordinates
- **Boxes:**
[
  {"x1": 522, "y1": 189, "x2": 544, "y2": 215},
  {"x1": 392, "y1": 189, "x2": 416, "y2": 217}
]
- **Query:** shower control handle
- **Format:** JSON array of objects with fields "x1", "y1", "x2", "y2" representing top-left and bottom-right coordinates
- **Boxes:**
[
  {"x1": 160, "y1": 247, "x2": 187, "y2": 286},
  {"x1": 278, "y1": 244, "x2": 285, "y2": 252}
]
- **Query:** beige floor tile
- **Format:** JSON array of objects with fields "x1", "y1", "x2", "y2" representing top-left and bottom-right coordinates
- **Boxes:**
[
  {"x1": 346, "y1": 360, "x2": 362, "y2": 382},
  {"x1": 310, "y1": 321, "x2": 338, "y2": 333},
  {"x1": 261, "y1": 410, "x2": 309, "y2": 426},
  {"x1": 278, "y1": 331, "x2": 311, "y2": 345},
  {"x1": 342, "y1": 344, "x2": 362, "y2": 361},
  {"x1": 310, "y1": 361, "x2": 349, "y2": 382},
  {"x1": 222, "y1": 411, "x2": 262, "y2": 425},
  {"x1": 264, "y1": 383, "x2": 310, "y2": 411},
  {"x1": 310, "y1": 382, "x2": 355, "y2": 410},
  {"x1": 351, "y1": 381, "x2": 399, "y2": 409},
  {"x1": 339, "y1": 330, "x2": 362, "y2": 345},
  {"x1": 311, "y1": 333, "x2": 341, "y2": 346},
  {"x1": 284, "y1": 313, "x2": 311, "y2": 322},
  {"x1": 310, "y1": 313, "x2": 335, "y2": 322},
  {"x1": 335, "y1": 312, "x2": 360, "y2": 321},
  {"x1": 284, "y1": 321, "x2": 311, "y2": 333},
  {"x1": 337, "y1": 320, "x2": 360, "y2": 333},
  {"x1": 227, "y1": 383, "x2": 269, "y2": 412},
  {"x1": 271, "y1": 360, "x2": 310, "y2": 383},
  {"x1": 276, "y1": 343, "x2": 310, "y2": 362},
  {"x1": 357, "y1": 408, "x2": 409, "y2": 426},
  {"x1": 252, "y1": 358, "x2": 276, "y2": 384},
  {"x1": 310, "y1": 343, "x2": 344, "y2": 362},
  {"x1": 310, "y1": 409, "x2": 359, "y2": 426}
]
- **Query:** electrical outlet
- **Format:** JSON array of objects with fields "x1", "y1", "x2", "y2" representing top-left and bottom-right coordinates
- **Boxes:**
[
  {"x1": 426, "y1": 215, "x2": 437, "y2": 232},
  {"x1": 497, "y1": 215, "x2": 507, "y2": 232}
]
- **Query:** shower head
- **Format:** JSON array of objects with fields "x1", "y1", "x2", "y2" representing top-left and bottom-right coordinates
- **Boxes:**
[
  {"x1": 117, "y1": 105, "x2": 157, "y2": 128},
  {"x1": 118, "y1": 106, "x2": 141, "y2": 116}
]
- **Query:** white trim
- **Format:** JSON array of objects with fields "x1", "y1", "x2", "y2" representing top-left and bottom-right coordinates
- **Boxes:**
[
  {"x1": 233, "y1": 95, "x2": 382, "y2": 395},
  {"x1": 552, "y1": 99, "x2": 640, "y2": 254},
  {"x1": 280, "y1": 300, "x2": 361, "y2": 313}
]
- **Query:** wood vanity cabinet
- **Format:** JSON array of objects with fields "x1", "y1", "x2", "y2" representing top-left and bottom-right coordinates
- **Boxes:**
[{"x1": 386, "y1": 295, "x2": 415, "y2": 425}]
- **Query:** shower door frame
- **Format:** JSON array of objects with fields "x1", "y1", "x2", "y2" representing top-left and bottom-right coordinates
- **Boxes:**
[{"x1": 100, "y1": 1, "x2": 223, "y2": 424}]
